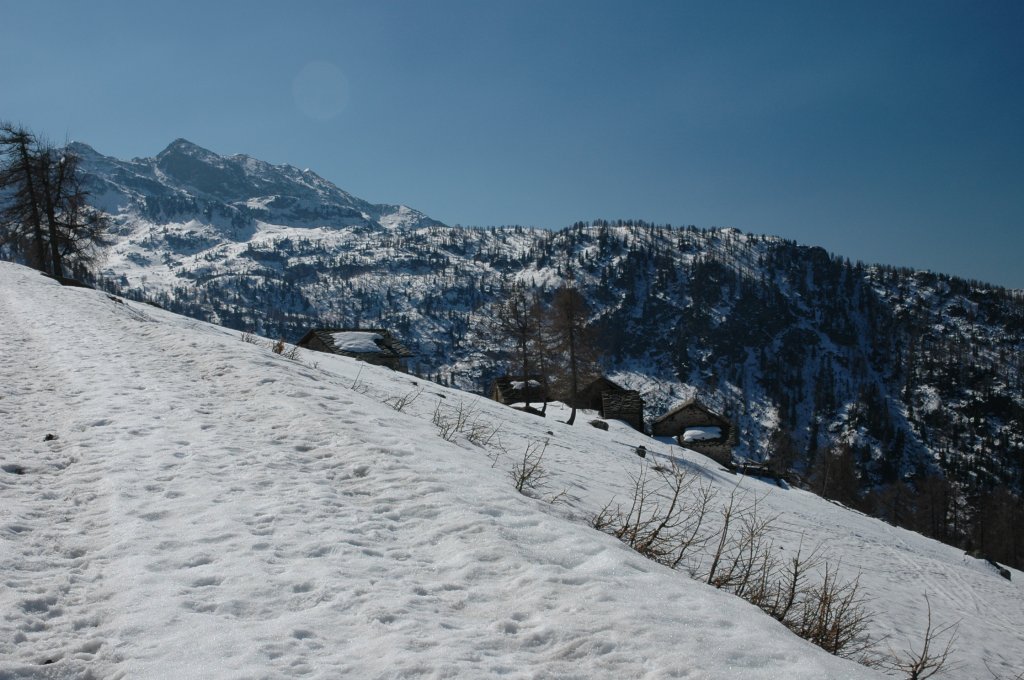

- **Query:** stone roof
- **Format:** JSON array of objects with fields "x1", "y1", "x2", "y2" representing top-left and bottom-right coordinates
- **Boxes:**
[{"x1": 651, "y1": 397, "x2": 724, "y2": 425}]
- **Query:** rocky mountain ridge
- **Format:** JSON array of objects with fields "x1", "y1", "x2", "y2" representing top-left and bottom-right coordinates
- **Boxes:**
[{"x1": 72, "y1": 138, "x2": 441, "y2": 238}]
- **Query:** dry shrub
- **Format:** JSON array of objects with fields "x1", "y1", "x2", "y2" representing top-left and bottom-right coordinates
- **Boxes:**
[
  {"x1": 594, "y1": 461, "x2": 874, "y2": 661},
  {"x1": 881, "y1": 596, "x2": 959, "y2": 679},
  {"x1": 384, "y1": 388, "x2": 422, "y2": 412},
  {"x1": 430, "y1": 399, "x2": 500, "y2": 446},
  {"x1": 592, "y1": 463, "x2": 715, "y2": 568},
  {"x1": 270, "y1": 338, "x2": 300, "y2": 360},
  {"x1": 510, "y1": 439, "x2": 549, "y2": 494}
]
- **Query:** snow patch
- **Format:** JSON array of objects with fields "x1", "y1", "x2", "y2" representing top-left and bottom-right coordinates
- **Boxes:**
[{"x1": 510, "y1": 380, "x2": 541, "y2": 390}]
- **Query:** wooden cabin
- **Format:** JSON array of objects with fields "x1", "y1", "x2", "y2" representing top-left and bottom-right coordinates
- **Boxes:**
[
  {"x1": 651, "y1": 398, "x2": 735, "y2": 466},
  {"x1": 490, "y1": 375, "x2": 549, "y2": 407},
  {"x1": 571, "y1": 376, "x2": 645, "y2": 432}
]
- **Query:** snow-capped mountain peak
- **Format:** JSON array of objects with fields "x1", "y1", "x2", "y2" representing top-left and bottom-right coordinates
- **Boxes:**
[
  {"x1": 76, "y1": 139, "x2": 441, "y2": 238},
  {"x1": 157, "y1": 137, "x2": 217, "y2": 160}
]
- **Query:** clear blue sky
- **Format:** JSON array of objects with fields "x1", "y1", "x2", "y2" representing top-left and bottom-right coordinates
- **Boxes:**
[{"x1": 3, "y1": 0, "x2": 1022, "y2": 288}]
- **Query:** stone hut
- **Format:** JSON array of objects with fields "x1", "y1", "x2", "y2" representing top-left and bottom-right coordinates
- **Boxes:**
[
  {"x1": 572, "y1": 377, "x2": 645, "y2": 432},
  {"x1": 296, "y1": 328, "x2": 414, "y2": 371},
  {"x1": 490, "y1": 375, "x2": 549, "y2": 407},
  {"x1": 651, "y1": 398, "x2": 736, "y2": 466}
]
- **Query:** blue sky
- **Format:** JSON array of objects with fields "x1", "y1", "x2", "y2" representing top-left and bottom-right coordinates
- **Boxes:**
[{"x1": 3, "y1": 0, "x2": 1022, "y2": 287}]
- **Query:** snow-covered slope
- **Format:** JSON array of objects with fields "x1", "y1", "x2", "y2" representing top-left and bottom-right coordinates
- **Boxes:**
[
  {"x1": 75, "y1": 141, "x2": 1024, "y2": 531},
  {"x1": 2, "y1": 261, "x2": 1022, "y2": 678}
]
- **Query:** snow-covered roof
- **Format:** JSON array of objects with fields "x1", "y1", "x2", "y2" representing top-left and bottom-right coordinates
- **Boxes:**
[
  {"x1": 330, "y1": 331, "x2": 383, "y2": 354},
  {"x1": 491, "y1": 375, "x2": 549, "y2": 405},
  {"x1": 510, "y1": 379, "x2": 541, "y2": 390},
  {"x1": 297, "y1": 327, "x2": 414, "y2": 358},
  {"x1": 682, "y1": 426, "x2": 722, "y2": 442}
]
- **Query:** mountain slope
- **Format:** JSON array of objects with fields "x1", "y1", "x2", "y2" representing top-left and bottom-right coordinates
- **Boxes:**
[
  {"x1": 0, "y1": 260, "x2": 892, "y2": 679},
  {"x1": 3, "y1": 261, "x2": 1023, "y2": 678},
  {"x1": 69, "y1": 141, "x2": 1024, "y2": 570}
]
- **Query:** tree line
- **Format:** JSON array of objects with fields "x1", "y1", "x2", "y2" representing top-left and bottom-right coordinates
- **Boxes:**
[{"x1": 0, "y1": 123, "x2": 108, "y2": 281}]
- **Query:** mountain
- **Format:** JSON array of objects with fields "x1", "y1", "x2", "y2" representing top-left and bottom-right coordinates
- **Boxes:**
[
  {"x1": 2, "y1": 259, "x2": 1022, "y2": 678},
  {"x1": 73, "y1": 141, "x2": 1024, "y2": 569},
  {"x1": 71, "y1": 138, "x2": 441, "y2": 239}
]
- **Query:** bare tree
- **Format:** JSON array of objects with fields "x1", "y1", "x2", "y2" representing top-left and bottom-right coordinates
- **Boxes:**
[
  {"x1": 488, "y1": 282, "x2": 540, "y2": 407},
  {"x1": 0, "y1": 123, "x2": 47, "y2": 270},
  {"x1": 49, "y1": 151, "x2": 110, "y2": 276},
  {"x1": 0, "y1": 123, "x2": 108, "y2": 279},
  {"x1": 546, "y1": 277, "x2": 597, "y2": 425}
]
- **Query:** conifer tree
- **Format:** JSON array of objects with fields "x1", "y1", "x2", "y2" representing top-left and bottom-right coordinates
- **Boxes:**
[
  {"x1": 546, "y1": 267, "x2": 598, "y2": 425},
  {"x1": 0, "y1": 123, "x2": 108, "y2": 279}
]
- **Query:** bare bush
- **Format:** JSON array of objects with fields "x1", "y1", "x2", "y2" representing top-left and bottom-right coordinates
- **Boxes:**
[
  {"x1": 510, "y1": 439, "x2": 549, "y2": 494},
  {"x1": 547, "y1": 488, "x2": 570, "y2": 505},
  {"x1": 269, "y1": 337, "x2": 300, "y2": 360},
  {"x1": 485, "y1": 436, "x2": 510, "y2": 466},
  {"x1": 759, "y1": 537, "x2": 824, "y2": 624},
  {"x1": 593, "y1": 462, "x2": 715, "y2": 569},
  {"x1": 465, "y1": 419, "x2": 501, "y2": 447},
  {"x1": 787, "y1": 563, "x2": 873, "y2": 660},
  {"x1": 240, "y1": 331, "x2": 261, "y2": 345},
  {"x1": 384, "y1": 388, "x2": 422, "y2": 412},
  {"x1": 986, "y1": 663, "x2": 1024, "y2": 680},
  {"x1": 350, "y1": 366, "x2": 368, "y2": 393},
  {"x1": 701, "y1": 491, "x2": 779, "y2": 596},
  {"x1": 429, "y1": 398, "x2": 501, "y2": 446},
  {"x1": 447, "y1": 399, "x2": 476, "y2": 432},
  {"x1": 882, "y1": 596, "x2": 959, "y2": 679},
  {"x1": 593, "y1": 462, "x2": 874, "y2": 662},
  {"x1": 432, "y1": 399, "x2": 459, "y2": 441}
]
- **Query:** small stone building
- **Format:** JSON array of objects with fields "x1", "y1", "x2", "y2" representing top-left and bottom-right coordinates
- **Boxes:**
[
  {"x1": 651, "y1": 398, "x2": 736, "y2": 466},
  {"x1": 490, "y1": 375, "x2": 549, "y2": 407},
  {"x1": 296, "y1": 328, "x2": 414, "y2": 371},
  {"x1": 571, "y1": 377, "x2": 645, "y2": 432}
]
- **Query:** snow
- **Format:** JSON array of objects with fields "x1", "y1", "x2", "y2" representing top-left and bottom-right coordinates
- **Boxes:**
[
  {"x1": 682, "y1": 426, "x2": 722, "y2": 442},
  {"x1": 1, "y1": 260, "x2": 1022, "y2": 678},
  {"x1": 510, "y1": 379, "x2": 541, "y2": 390},
  {"x1": 330, "y1": 330, "x2": 383, "y2": 353}
]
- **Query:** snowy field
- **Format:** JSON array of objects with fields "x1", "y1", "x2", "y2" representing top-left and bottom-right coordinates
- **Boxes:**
[{"x1": 1, "y1": 261, "x2": 1021, "y2": 679}]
